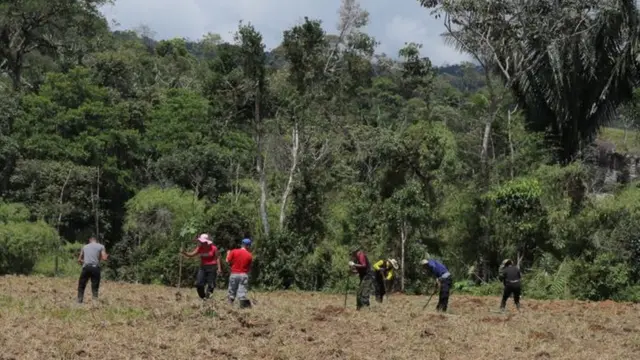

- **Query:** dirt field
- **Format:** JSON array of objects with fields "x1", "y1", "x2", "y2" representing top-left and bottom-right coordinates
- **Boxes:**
[{"x1": 0, "y1": 276, "x2": 639, "y2": 360}]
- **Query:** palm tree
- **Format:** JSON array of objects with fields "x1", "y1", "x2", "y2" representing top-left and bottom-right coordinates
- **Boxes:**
[{"x1": 423, "y1": 0, "x2": 640, "y2": 163}]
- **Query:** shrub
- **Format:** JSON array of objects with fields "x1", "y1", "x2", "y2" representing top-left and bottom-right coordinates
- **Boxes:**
[
  {"x1": 0, "y1": 221, "x2": 59, "y2": 274},
  {"x1": 113, "y1": 186, "x2": 208, "y2": 285},
  {"x1": 0, "y1": 202, "x2": 30, "y2": 223},
  {"x1": 613, "y1": 285, "x2": 640, "y2": 303},
  {"x1": 33, "y1": 242, "x2": 83, "y2": 277},
  {"x1": 569, "y1": 252, "x2": 630, "y2": 301}
]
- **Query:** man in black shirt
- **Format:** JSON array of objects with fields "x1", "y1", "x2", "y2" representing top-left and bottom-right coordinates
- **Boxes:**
[{"x1": 498, "y1": 259, "x2": 521, "y2": 312}]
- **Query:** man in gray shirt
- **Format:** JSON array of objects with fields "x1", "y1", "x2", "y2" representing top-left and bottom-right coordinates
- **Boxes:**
[{"x1": 77, "y1": 236, "x2": 108, "y2": 303}]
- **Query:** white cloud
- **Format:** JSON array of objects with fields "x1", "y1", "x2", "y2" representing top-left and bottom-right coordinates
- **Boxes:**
[
  {"x1": 383, "y1": 15, "x2": 468, "y2": 65},
  {"x1": 100, "y1": 0, "x2": 469, "y2": 65}
]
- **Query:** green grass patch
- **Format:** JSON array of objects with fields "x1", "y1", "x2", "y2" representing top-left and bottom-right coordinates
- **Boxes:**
[
  {"x1": 45, "y1": 305, "x2": 149, "y2": 322},
  {"x1": 454, "y1": 280, "x2": 503, "y2": 296},
  {"x1": 47, "y1": 307, "x2": 87, "y2": 321},
  {"x1": 598, "y1": 127, "x2": 640, "y2": 153},
  {"x1": 104, "y1": 306, "x2": 149, "y2": 321},
  {"x1": 33, "y1": 254, "x2": 81, "y2": 278},
  {"x1": 180, "y1": 306, "x2": 196, "y2": 317},
  {"x1": 0, "y1": 294, "x2": 20, "y2": 307}
]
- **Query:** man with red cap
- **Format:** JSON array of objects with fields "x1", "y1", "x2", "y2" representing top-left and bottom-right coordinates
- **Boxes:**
[{"x1": 181, "y1": 233, "x2": 221, "y2": 300}]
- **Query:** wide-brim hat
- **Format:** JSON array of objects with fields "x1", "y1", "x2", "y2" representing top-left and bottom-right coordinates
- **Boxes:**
[
  {"x1": 388, "y1": 258, "x2": 399, "y2": 270},
  {"x1": 419, "y1": 259, "x2": 428, "y2": 265}
]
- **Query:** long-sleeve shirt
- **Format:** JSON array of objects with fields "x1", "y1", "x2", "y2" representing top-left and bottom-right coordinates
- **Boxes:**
[
  {"x1": 424, "y1": 259, "x2": 450, "y2": 279},
  {"x1": 499, "y1": 265, "x2": 521, "y2": 284},
  {"x1": 353, "y1": 251, "x2": 372, "y2": 278},
  {"x1": 373, "y1": 260, "x2": 394, "y2": 280}
]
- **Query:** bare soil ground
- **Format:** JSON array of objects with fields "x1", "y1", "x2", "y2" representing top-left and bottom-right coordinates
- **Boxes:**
[{"x1": 1, "y1": 275, "x2": 639, "y2": 360}]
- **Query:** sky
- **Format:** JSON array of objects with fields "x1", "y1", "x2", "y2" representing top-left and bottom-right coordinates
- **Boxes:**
[{"x1": 100, "y1": 0, "x2": 470, "y2": 66}]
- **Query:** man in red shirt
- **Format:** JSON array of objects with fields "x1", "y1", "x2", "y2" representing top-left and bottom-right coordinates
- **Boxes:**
[
  {"x1": 349, "y1": 246, "x2": 374, "y2": 310},
  {"x1": 226, "y1": 238, "x2": 253, "y2": 308},
  {"x1": 181, "y1": 233, "x2": 221, "y2": 300}
]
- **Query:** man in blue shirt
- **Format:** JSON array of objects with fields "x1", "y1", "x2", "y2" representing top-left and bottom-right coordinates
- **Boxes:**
[{"x1": 420, "y1": 258, "x2": 452, "y2": 312}]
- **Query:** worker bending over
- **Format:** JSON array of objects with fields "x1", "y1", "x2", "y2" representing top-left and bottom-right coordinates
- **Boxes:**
[
  {"x1": 420, "y1": 257, "x2": 452, "y2": 312},
  {"x1": 349, "y1": 246, "x2": 374, "y2": 310},
  {"x1": 372, "y1": 258, "x2": 398, "y2": 303}
]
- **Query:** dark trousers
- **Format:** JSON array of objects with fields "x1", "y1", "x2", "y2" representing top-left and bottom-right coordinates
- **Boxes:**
[
  {"x1": 501, "y1": 282, "x2": 521, "y2": 309},
  {"x1": 195, "y1": 265, "x2": 217, "y2": 299},
  {"x1": 436, "y1": 277, "x2": 452, "y2": 312},
  {"x1": 356, "y1": 273, "x2": 373, "y2": 309},
  {"x1": 77, "y1": 265, "x2": 101, "y2": 303},
  {"x1": 374, "y1": 271, "x2": 386, "y2": 302}
]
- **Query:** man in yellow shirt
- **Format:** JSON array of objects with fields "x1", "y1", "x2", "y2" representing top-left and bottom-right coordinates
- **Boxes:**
[{"x1": 372, "y1": 258, "x2": 398, "y2": 303}]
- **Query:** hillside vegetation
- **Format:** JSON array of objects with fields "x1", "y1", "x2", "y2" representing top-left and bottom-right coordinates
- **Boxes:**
[
  {"x1": 1, "y1": 276, "x2": 639, "y2": 360},
  {"x1": 2, "y1": 0, "x2": 640, "y2": 303}
]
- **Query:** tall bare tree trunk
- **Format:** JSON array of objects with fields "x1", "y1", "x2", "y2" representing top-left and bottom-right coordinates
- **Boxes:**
[
  {"x1": 255, "y1": 86, "x2": 270, "y2": 237},
  {"x1": 93, "y1": 168, "x2": 101, "y2": 238},
  {"x1": 234, "y1": 162, "x2": 241, "y2": 202},
  {"x1": 507, "y1": 106, "x2": 516, "y2": 179},
  {"x1": 481, "y1": 121, "x2": 492, "y2": 166},
  {"x1": 476, "y1": 119, "x2": 494, "y2": 283},
  {"x1": 400, "y1": 220, "x2": 407, "y2": 292},
  {"x1": 54, "y1": 169, "x2": 73, "y2": 276},
  {"x1": 279, "y1": 123, "x2": 299, "y2": 230},
  {"x1": 475, "y1": 65, "x2": 501, "y2": 282},
  {"x1": 258, "y1": 148, "x2": 269, "y2": 236}
]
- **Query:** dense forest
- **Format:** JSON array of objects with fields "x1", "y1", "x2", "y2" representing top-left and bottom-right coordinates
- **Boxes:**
[{"x1": 2, "y1": 0, "x2": 640, "y2": 302}]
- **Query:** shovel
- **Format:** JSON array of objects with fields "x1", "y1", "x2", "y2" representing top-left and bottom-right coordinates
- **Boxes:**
[{"x1": 422, "y1": 286, "x2": 438, "y2": 310}]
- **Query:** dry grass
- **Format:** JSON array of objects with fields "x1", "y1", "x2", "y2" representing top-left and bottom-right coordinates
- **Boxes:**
[{"x1": 1, "y1": 276, "x2": 639, "y2": 360}]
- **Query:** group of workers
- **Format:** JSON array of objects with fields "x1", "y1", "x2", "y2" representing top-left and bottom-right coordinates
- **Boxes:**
[
  {"x1": 76, "y1": 235, "x2": 521, "y2": 313},
  {"x1": 76, "y1": 234, "x2": 254, "y2": 308},
  {"x1": 349, "y1": 247, "x2": 522, "y2": 312},
  {"x1": 180, "y1": 233, "x2": 254, "y2": 308}
]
